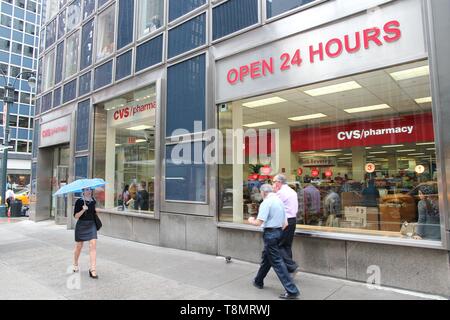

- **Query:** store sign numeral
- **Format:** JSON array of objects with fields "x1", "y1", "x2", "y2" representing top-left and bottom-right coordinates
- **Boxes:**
[{"x1": 280, "y1": 49, "x2": 302, "y2": 71}]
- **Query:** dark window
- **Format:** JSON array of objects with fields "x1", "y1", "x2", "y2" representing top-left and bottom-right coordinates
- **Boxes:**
[
  {"x1": 18, "y1": 116, "x2": 28, "y2": 128},
  {"x1": 165, "y1": 142, "x2": 206, "y2": 202},
  {"x1": 27, "y1": 1, "x2": 37, "y2": 13},
  {"x1": 10, "y1": 66, "x2": 20, "y2": 77},
  {"x1": 0, "y1": 39, "x2": 10, "y2": 51},
  {"x1": 41, "y1": 92, "x2": 52, "y2": 113},
  {"x1": 168, "y1": 13, "x2": 206, "y2": 59},
  {"x1": 115, "y1": 50, "x2": 132, "y2": 81},
  {"x1": 1, "y1": 15, "x2": 12, "y2": 28},
  {"x1": 13, "y1": 19, "x2": 24, "y2": 31},
  {"x1": 135, "y1": 34, "x2": 163, "y2": 72},
  {"x1": 63, "y1": 79, "x2": 77, "y2": 103},
  {"x1": 9, "y1": 115, "x2": 17, "y2": 127},
  {"x1": 82, "y1": 0, "x2": 95, "y2": 20},
  {"x1": 169, "y1": 0, "x2": 206, "y2": 22},
  {"x1": 45, "y1": 19, "x2": 57, "y2": 48},
  {"x1": 25, "y1": 23, "x2": 35, "y2": 35},
  {"x1": 76, "y1": 99, "x2": 90, "y2": 151},
  {"x1": 55, "y1": 41, "x2": 64, "y2": 84},
  {"x1": 20, "y1": 92, "x2": 31, "y2": 104},
  {"x1": 166, "y1": 54, "x2": 205, "y2": 135},
  {"x1": 79, "y1": 71, "x2": 91, "y2": 96},
  {"x1": 212, "y1": 0, "x2": 258, "y2": 40},
  {"x1": 117, "y1": 0, "x2": 134, "y2": 50},
  {"x1": 23, "y1": 45, "x2": 34, "y2": 57},
  {"x1": 53, "y1": 86, "x2": 61, "y2": 108},
  {"x1": 80, "y1": 19, "x2": 94, "y2": 70},
  {"x1": 58, "y1": 9, "x2": 66, "y2": 39},
  {"x1": 94, "y1": 60, "x2": 113, "y2": 90},
  {"x1": 266, "y1": 0, "x2": 315, "y2": 18},
  {"x1": 11, "y1": 42, "x2": 22, "y2": 54},
  {"x1": 17, "y1": 140, "x2": 27, "y2": 152},
  {"x1": 75, "y1": 156, "x2": 88, "y2": 180}
]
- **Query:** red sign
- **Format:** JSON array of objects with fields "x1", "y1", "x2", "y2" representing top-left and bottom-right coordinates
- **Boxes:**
[
  {"x1": 325, "y1": 170, "x2": 333, "y2": 177},
  {"x1": 244, "y1": 131, "x2": 273, "y2": 156},
  {"x1": 226, "y1": 20, "x2": 401, "y2": 85},
  {"x1": 112, "y1": 101, "x2": 157, "y2": 121},
  {"x1": 365, "y1": 163, "x2": 376, "y2": 173},
  {"x1": 297, "y1": 168, "x2": 303, "y2": 176},
  {"x1": 41, "y1": 125, "x2": 69, "y2": 138},
  {"x1": 311, "y1": 169, "x2": 320, "y2": 177},
  {"x1": 291, "y1": 113, "x2": 434, "y2": 152}
]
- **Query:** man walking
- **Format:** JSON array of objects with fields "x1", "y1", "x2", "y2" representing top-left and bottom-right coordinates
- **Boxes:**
[
  {"x1": 272, "y1": 174, "x2": 299, "y2": 274},
  {"x1": 248, "y1": 184, "x2": 300, "y2": 299}
]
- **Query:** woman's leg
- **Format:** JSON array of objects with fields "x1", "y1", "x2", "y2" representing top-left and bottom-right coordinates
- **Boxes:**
[
  {"x1": 89, "y1": 239, "x2": 97, "y2": 273},
  {"x1": 73, "y1": 242, "x2": 83, "y2": 266}
]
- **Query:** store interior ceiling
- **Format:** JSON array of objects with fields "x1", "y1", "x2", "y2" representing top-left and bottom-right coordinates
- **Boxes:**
[{"x1": 235, "y1": 60, "x2": 435, "y2": 166}]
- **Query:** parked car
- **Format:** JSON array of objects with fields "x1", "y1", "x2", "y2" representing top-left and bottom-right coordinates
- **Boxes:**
[{"x1": 14, "y1": 189, "x2": 30, "y2": 206}]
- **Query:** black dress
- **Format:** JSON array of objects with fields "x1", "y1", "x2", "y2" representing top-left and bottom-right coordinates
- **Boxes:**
[{"x1": 74, "y1": 198, "x2": 97, "y2": 242}]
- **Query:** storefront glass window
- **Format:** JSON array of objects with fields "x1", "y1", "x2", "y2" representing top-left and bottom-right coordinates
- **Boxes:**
[
  {"x1": 117, "y1": 0, "x2": 134, "y2": 49},
  {"x1": 64, "y1": 31, "x2": 79, "y2": 79},
  {"x1": 212, "y1": 0, "x2": 258, "y2": 41},
  {"x1": 266, "y1": 0, "x2": 315, "y2": 18},
  {"x1": 96, "y1": 5, "x2": 115, "y2": 61},
  {"x1": 218, "y1": 60, "x2": 442, "y2": 242},
  {"x1": 137, "y1": 0, "x2": 163, "y2": 39},
  {"x1": 168, "y1": 13, "x2": 206, "y2": 59},
  {"x1": 169, "y1": 0, "x2": 205, "y2": 22},
  {"x1": 93, "y1": 85, "x2": 157, "y2": 214}
]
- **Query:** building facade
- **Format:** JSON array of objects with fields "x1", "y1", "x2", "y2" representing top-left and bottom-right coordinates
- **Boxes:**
[
  {"x1": 0, "y1": 0, "x2": 39, "y2": 189},
  {"x1": 32, "y1": 0, "x2": 450, "y2": 296}
]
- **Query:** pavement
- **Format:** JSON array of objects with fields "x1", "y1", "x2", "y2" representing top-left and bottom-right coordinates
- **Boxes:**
[{"x1": 0, "y1": 218, "x2": 446, "y2": 300}]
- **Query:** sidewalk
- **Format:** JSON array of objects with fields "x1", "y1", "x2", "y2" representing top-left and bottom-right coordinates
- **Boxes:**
[{"x1": 0, "y1": 219, "x2": 446, "y2": 300}]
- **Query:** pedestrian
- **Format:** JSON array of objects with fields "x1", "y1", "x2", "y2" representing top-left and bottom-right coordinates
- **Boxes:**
[
  {"x1": 272, "y1": 174, "x2": 299, "y2": 275},
  {"x1": 121, "y1": 184, "x2": 130, "y2": 210},
  {"x1": 5, "y1": 188, "x2": 15, "y2": 217},
  {"x1": 73, "y1": 187, "x2": 99, "y2": 279},
  {"x1": 248, "y1": 184, "x2": 300, "y2": 299}
]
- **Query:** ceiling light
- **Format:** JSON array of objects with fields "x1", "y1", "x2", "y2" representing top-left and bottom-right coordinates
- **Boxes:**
[
  {"x1": 382, "y1": 145, "x2": 404, "y2": 148},
  {"x1": 344, "y1": 104, "x2": 391, "y2": 114},
  {"x1": 397, "y1": 149, "x2": 416, "y2": 152},
  {"x1": 115, "y1": 144, "x2": 121, "y2": 147},
  {"x1": 338, "y1": 157, "x2": 352, "y2": 160},
  {"x1": 127, "y1": 125, "x2": 153, "y2": 131},
  {"x1": 408, "y1": 153, "x2": 425, "y2": 156},
  {"x1": 299, "y1": 151, "x2": 316, "y2": 154},
  {"x1": 415, "y1": 97, "x2": 432, "y2": 104},
  {"x1": 304, "y1": 81, "x2": 361, "y2": 96},
  {"x1": 324, "y1": 149, "x2": 342, "y2": 152},
  {"x1": 426, "y1": 148, "x2": 436, "y2": 151},
  {"x1": 344, "y1": 153, "x2": 352, "y2": 156},
  {"x1": 136, "y1": 139, "x2": 146, "y2": 143},
  {"x1": 417, "y1": 142, "x2": 434, "y2": 146},
  {"x1": 242, "y1": 97, "x2": 287, "y2": 108},
  {"x1": 390, "y1": 65, "x2": 429, "y2": 81},
  {"x1": 365, "y1": 147, "x2": 372, "y2": 149},
  {"x1": 243, "y1": 121, "x2": 276, "y2": 128},
  {"x1": 369, "y1": 151, "x2": 387, "y2": 154},
  {"x1": 289, "y1": 113, "x2": 327, "y2": 121}
]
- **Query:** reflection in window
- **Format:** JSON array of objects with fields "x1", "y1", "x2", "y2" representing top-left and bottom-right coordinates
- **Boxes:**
[
  {"x1": 45, "y1": 0, "x2": 59, "y2": 23},
  {"x1": 43, "y1": 49, "x2": 55, "y2": 91},
  {"x1": 135, "y1": 34, "x2": 163, "y2": 72},
  {"x1": 64, "y1": 31, "x2": 79, "y2": 79},
  {"x1": 53, "y1": 86, "x2": 61, "y2": 108},
  {"x1": 94, "y1": 60, "x2": 113, "y2": 90},
  {"x1": 212, "y1": 0, "x2": 258, "y2": 40},
  {"x1": 80, "y1": 18, "x2": 94, "y2": 70},
  {"x1": 93, "y1": 85, "x2": 157, "y2": 214},
  {"x1": 79, "y1": 71, "x2": 91, "y2": 96},
  {"x1": 66, "y1": 0, "x2": 81, "y2": 33},
  {"x1": 57, "y1": 9, "x2": 66, "y2": 39},
  {"x1": 168, "y1": 13, "x2": 206, "y2": 59},
  {"x1": 82, "y1": 0, "x2": 95, "y2": 20},
  {"x1": 117, "y1": 0, "x2": 134, "y2": 49},
  {"x1": 217, "y1": 60, "x2": 441, "y2": 242},
  {"x1": 63, "y1": 79, "x2": 77, "y2": 103},
  {"x1": 55, "y1": 41, "x2": 64, "y2": 84},
  {"x1": 115, "y1": 50, "x2": 132, "y2": 81},
  {"x1": 137, "y1": 0, "x2": 163, "y2": 39},
  {"x1": 266, "y1": 0, "x2": 315, "y2": 18},
  {"x1": 45, "y1": 19, "x2": 57, "y2": 48},
  {"x1": 96, "y1": 5, "x2": 115, "y2": 61},
  {"x1": 169, "y1": 0, "x2": 205, "y2": 22}
]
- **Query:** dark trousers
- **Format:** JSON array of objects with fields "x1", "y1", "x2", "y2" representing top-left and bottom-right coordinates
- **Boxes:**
[
  {"x1": 254, "y1": 228, "x2": 299, "y2": 295},
  {"x1": 279, "y1": 217, "x2": 298, "y2": 272}
]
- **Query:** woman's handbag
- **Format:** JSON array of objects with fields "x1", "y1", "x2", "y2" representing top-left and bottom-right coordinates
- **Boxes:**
[{"x1": 94, "y1": 213, "x2": 102, "y2": 231}]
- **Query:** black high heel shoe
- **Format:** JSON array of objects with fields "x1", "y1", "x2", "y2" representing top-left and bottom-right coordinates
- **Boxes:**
[{"x1": 89, "y1": 269, "x2": 98, "y2": 279}]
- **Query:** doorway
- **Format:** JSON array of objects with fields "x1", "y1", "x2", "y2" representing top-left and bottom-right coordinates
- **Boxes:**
[{"x1": 50, "y1": 145, "x2": 69, "y2": 224}]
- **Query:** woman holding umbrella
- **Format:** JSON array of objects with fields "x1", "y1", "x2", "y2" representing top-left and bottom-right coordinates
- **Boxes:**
[{"x1": 73, "y1": 187, "x2": 99, "y2": 279}]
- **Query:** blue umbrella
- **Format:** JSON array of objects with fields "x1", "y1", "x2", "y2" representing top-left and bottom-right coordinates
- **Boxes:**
[{"x1": 54, "y1": 178, "x2": 106, "y2": 196}]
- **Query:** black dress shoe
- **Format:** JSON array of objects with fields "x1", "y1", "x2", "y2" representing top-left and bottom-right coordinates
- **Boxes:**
[
  {"x1": 253, "y1": 281, "x2": 263, "y2": 289},
  {"x1": 279, "y1": 292, "x2": 299, "y2": 299}
]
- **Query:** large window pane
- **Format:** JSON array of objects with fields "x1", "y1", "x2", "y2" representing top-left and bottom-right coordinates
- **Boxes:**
[
  {"x1": 45, "y1": 19, "x2": 56, "y2": 48},
  {"x1": 82, "y1": 0, "x2": 95, "y2": 20},
  {"x1": 57, "y1": 9, "x2": 66, "y2": 39},
  {"x1": 45, "y1": 0, "x2": 59, "y2": 23},
  {"x1": 93, "y1": 85, "x2": 157, "y2": 214},
  {"x1": 65, "y1": 31, "x2": 79, "y2": 79},
  {"x1": 55, "y1": 41, "x2": 64, "y2": 84},
  {"x1": 66, "y1": 0, "x2": 81, "y2": 33},
  {"x1": 76, "y1": 99, "x2": 90, "y2": 151},
  {"x1": 53, "y1": 86, "x2": 61, "y2": 107},
  {"x1": 267, "y1": 0, "x2": 315, "y2": 18},
  {"x1": 165, "y1": 143, "x2": 206, "y2": 202},
  {"x1": 168, "y1": 13, "x2": 206, "y2": 59},
  {"x1": 218, "y1": 60, "x2": 442, "y2": 242},
  {"x1": 75, "y1": 156, "x2": 88, "y2": 179},
  {"x1": 94, "y1": 60, "x2": 112, "y2": 90},
  {"x1": 63, "y1": 79, "x2": 77, "y2": 103},
  {"x1": 79, "y1": 71, "x2": 91, "y2": 96},
  {"x1": 42, "y1": 49, "x2": 55, "y2": 91},
  {"x1": 80, "y1": 18, "x2": 94, "y2": 70},
  {"x1": 115, "y1": 50, "x2": 132, "y2": 81},
  {"x1": 135, "y1": 34, "x2": 162, "y2": 72},
  {"x1": 166, "y1": 54, "x2": 205, "y2": 135},
  {"x1": 169, "y1": 0, "x2": 205, "y2": 22},
  {"x1": 117, "y1": 0, "x2": 134, "y2": 49},
  {"x1": 212, "y1": 0, "x2": 258, "y2": 40},
  {"x1": 96, "y1": 5, "x2": 115, "y2": 61},
  {"x1": 137, "y1": 0, "x2": 163, "y2": 39}
]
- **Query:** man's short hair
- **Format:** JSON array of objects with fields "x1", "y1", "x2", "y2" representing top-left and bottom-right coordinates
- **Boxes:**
[
  {"x1": 274, "y1": 174, "x2": 287, "y2": 184},
  {"x1": 260, "y1": 184, "x2": 273, "y2": 194}
]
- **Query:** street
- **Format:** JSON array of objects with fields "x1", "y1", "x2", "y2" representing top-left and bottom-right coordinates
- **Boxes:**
[{"x1": 0, "y1": 219, "x2": 445, "y2": 300}]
